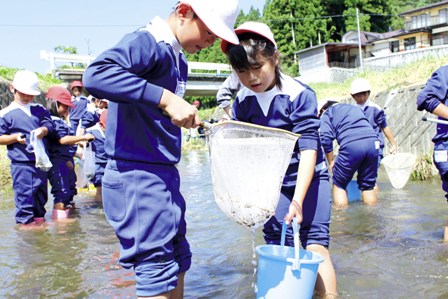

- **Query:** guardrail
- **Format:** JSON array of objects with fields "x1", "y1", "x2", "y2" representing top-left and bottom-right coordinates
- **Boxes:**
[{"x1": 40, "y1": 50, "x2": 231, "y2": 78}]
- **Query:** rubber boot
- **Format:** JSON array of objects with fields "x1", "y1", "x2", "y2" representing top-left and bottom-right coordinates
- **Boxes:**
[
  {"x1": 34, "y1": 217, "x2": 45, "y2": 223},
  {"x1": 52, "y1": 209, "x2": 69, "y2": 220}
]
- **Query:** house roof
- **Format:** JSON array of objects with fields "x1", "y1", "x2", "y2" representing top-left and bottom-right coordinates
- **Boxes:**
[
  {"x1": 294, "y1": 42, "x2": 361, "y2": 54},
  {"x1": 399, "y1": 0, "x2": 448, "y2": 16},
  {"x1": 343, "y1": 29, "x2": 405, "y2": 45}
]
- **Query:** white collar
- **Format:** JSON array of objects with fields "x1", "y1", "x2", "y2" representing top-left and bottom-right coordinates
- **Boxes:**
[
  {"x1": 11, "y1": 101, "x2": 32, "y2": 117},
  {"x1": 141, "y1": 16, "x2": 182, "y2": 67}
]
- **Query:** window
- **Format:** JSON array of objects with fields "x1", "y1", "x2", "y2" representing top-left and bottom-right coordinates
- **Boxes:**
[
  {"x1": 432, "y1": 32, "x2": 448, "y2": 46},
  {"x1": 404, "y1": 37, "x2": 416, "y2": 50},
  {"x1": 411, "y1": 13, "x2": 430, "y2": 29},
  {"x1": 390, "y1": 41, "x2": 399, "y2": 53},
  {"x1": 439, "y1": 8, "x2": 447, "y2": 24}
]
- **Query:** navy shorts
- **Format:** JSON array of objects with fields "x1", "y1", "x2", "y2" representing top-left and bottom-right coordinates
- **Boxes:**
[
  {"x1": 434, "y1": 142, "x2": 448, "y2": 199},
  {"x1": 263, "y1": 178, "x2": 332, "y2": 248},
  {"x1": 102, "y1": 159, "x2": 192, "y2": 297},
  {"x1": 333, "y1": 138, "x2": 379, "y2": 190}
]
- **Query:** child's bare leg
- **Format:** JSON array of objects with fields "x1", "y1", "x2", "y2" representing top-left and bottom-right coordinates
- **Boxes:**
[
  {"x1": 444, "y1": 219, "x2": 448, "y2": 243},
  {"x1": 362, "y1": 189, "x2": 377, "y2": 205},
  {"x1": 332, "y1": 185, "x2": 348, "y2": 208},
  {"x1": 307, "y1": 244, "x2": 338, "y2": 298},
  {"x1": 94, "y1": 186, "x2": 102, "y2": 202}
]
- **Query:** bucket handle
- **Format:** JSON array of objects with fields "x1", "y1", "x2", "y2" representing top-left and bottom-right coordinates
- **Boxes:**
[{"x1": 281, "y1": 218, "x2": 301, "y2": 271}]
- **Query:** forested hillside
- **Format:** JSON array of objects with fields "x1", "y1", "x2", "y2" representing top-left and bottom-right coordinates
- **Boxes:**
[{"x1": 186, "y1": 0, "x2": 442, "y2": 76}]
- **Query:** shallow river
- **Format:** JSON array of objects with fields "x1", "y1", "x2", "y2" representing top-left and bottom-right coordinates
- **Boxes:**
[{"x1": 0, "y1": 150, "x2": 447, "y2": 298}]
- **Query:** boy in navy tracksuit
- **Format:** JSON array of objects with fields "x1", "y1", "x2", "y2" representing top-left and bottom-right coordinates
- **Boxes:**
[
  {"x1": 45, "y1": 86, "x2": 95, "y2": 220},
  {"x1": 0, "y1": 70, "x2": 54, "y2": 228},
  {"x1": 82, "y1": 0, "x2": 239, "y2": 296},
  {"x1": 350, "y1": 78, "x2": 398, "y2": 163},
  {"x1": 86, "y1": 109, "x2": 108, "y2": 202},
  {"x1": 416, "y1": 65, "x2": 448, "y2": 242},
  {"x1": 319, "y1": 101, "x2": 380, "y2": 207}
]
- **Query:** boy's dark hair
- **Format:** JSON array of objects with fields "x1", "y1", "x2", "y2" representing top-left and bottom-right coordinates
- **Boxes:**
[
  {"x1": 227, "y1": 32, "x2": 282, "y2": 90},
  {"x1": 319, "y1": 100, "x2": 338, "y2": 117}
]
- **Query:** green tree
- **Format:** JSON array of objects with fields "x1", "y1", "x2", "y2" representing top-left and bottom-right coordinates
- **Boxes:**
[
  {"x1": 54, "y1": 46, "x2": 78, "y2": 55},
  {"x1": 263, "y1": 0, "x2": 331, "y2": 75},
  {"x1": 54, "y1": 46, "x2": 82, "y2": 68}
]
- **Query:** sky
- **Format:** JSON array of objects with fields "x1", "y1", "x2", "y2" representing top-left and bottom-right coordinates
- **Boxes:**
[{"x1": 0, "y1": 0, "x2": 265, "y2": 75}]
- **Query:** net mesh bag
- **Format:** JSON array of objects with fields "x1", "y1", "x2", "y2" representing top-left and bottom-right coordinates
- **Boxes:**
[
  {"x1": 381, "y1": 153, "x2": 416, "y2": 189},
  {"x1": 206, "y1": 121, "x2": 300, "y2": 228}
]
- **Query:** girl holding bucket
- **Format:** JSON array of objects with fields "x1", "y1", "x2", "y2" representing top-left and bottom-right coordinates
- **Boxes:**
[{"x1": 221, "y1": 22, "x2": 338, "y2": 298}]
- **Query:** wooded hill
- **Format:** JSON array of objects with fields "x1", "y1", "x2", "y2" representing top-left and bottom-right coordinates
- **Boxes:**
[{"x1": 186, "y1": 0, "x2": 442, "y2": 76}]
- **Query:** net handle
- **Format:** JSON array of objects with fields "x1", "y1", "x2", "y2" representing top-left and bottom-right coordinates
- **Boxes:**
[{"x1": 203, "y1": 120, "x2": 301, "y2": 139}]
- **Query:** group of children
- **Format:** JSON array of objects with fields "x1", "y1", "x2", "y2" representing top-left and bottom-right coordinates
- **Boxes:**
[
  {"x1": 0, "y1": 71, "x2": 108, "y2": 228},
  {"x1": 4, "y1": 0, "x2": 442, "y2": 297},
  {"x1": 80, "y1": 0, "x2": 341, "y2": 294},
  {"x1": 318, "y1": 78, "x2": 398, "y2": 208}
]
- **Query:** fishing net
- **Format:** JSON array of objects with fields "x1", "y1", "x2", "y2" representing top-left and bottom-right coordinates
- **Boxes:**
[
  {"x1": 206, "y1": 121, "x2": 300, "y2": 228},
  {"x1": 381, "y1": 153, "x2": 416, "y2": 189}
]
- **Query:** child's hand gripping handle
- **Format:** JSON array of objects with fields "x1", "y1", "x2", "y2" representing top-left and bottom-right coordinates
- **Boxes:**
[
  {"x1": 292, "y1": 218, "x2": 301, "y2": 270},
  {"x1": 200, "y1": 121, "x2": 212, "y2": 130}
]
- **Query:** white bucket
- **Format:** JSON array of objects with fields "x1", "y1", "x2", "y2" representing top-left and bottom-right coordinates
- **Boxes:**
[{"x1": 381, "y1": 153, "x2": 416, "y2": 189}]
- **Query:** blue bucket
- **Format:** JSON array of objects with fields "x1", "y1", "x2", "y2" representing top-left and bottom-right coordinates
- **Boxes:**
[
  {"x1": 347, "y1": 180, "x2": 361, "y2": 202},
  {"x1": 255, "y1": 220, "x2": 324, "y2": 299}
]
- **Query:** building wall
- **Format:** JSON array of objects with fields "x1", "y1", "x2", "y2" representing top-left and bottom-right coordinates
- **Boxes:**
[{"x1": 298, "y1": 46, "x2": 328, "y2": 76}]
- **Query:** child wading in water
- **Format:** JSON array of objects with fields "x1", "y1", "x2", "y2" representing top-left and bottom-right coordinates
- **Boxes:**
[
  {"x1": 45, "y1": 86, "x2": 94, "y2": 220},
  {"x1": 0, "y1": 70, "x2": 54, "y2": 228},
  {"x1": 82, "y1": 0, "x2": 239, "y2": 297},
  {"x1": 221, "y1": 22, "x2": 338, "y2": 298},
  {"x1": 86, "y1": 109, "x2": 108, "y2": 202}
]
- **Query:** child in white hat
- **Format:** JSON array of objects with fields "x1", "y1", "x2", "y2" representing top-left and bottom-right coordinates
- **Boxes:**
[
  {"x1": 82, "y1": 0, "x2": 239, "y2": 297},
  {"x1": 0, "y1": 70, "x2": 54, "y2": 229}
]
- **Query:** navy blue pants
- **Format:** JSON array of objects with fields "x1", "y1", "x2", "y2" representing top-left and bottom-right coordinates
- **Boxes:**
[
  {"x1": 102, "y1": 159, "x2": 192, "y2": 297},
  {"x1": 48, "y1": 157, "x2": 74, "y2": 206},
  {"x1": 434, "y1": 141, "x2": 448, "y2": 201},
  {"x1": 10, "y1": 162, "x2": 48, "y2": 224}
]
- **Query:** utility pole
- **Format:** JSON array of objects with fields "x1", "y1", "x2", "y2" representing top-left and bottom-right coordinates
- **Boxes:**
[
  {"x1": 356, "y1": 7, "x2": 364, "y2": 70},
  {"x1": 288, "y1": 0, "x2": 297, "y2": 64}
]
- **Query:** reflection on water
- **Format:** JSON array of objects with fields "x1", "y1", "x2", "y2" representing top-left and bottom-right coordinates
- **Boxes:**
[{"x1": 0, "y1": 150, "x2": 447, "y2": 298}]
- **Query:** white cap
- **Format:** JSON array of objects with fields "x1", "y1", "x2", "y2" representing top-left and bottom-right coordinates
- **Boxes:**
[
  {"x1": 221, "y1": 21, "x2": 277, "y2": 53},
  {"x1": 350, "y1": 78, "x2": 371, "y2": 95},
  {"x1": 12, "y1": 70, "x2": 40, "y2": 96},
  {"x1": 181, "y1": 0, "x2": 239, "y2": 45}
]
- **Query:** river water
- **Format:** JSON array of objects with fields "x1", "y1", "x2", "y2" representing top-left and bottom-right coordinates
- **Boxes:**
[{"x1": 0, "y1": 150, "x2": 447, "y2": 298}]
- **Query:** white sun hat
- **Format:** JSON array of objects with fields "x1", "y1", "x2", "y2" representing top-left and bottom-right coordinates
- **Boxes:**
[
  {"x1": 221, "y1": 21, "x2": 277, "y2": 54},
  {"x1": 350, "y1": 78, "x2": 371, "y2": 95},
  {"x1": 12, "y1": 70, "x2": 40, "y2": 96},
  {"x1": 180, "y1": 0, "x2": 239, "y2": 45}
]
